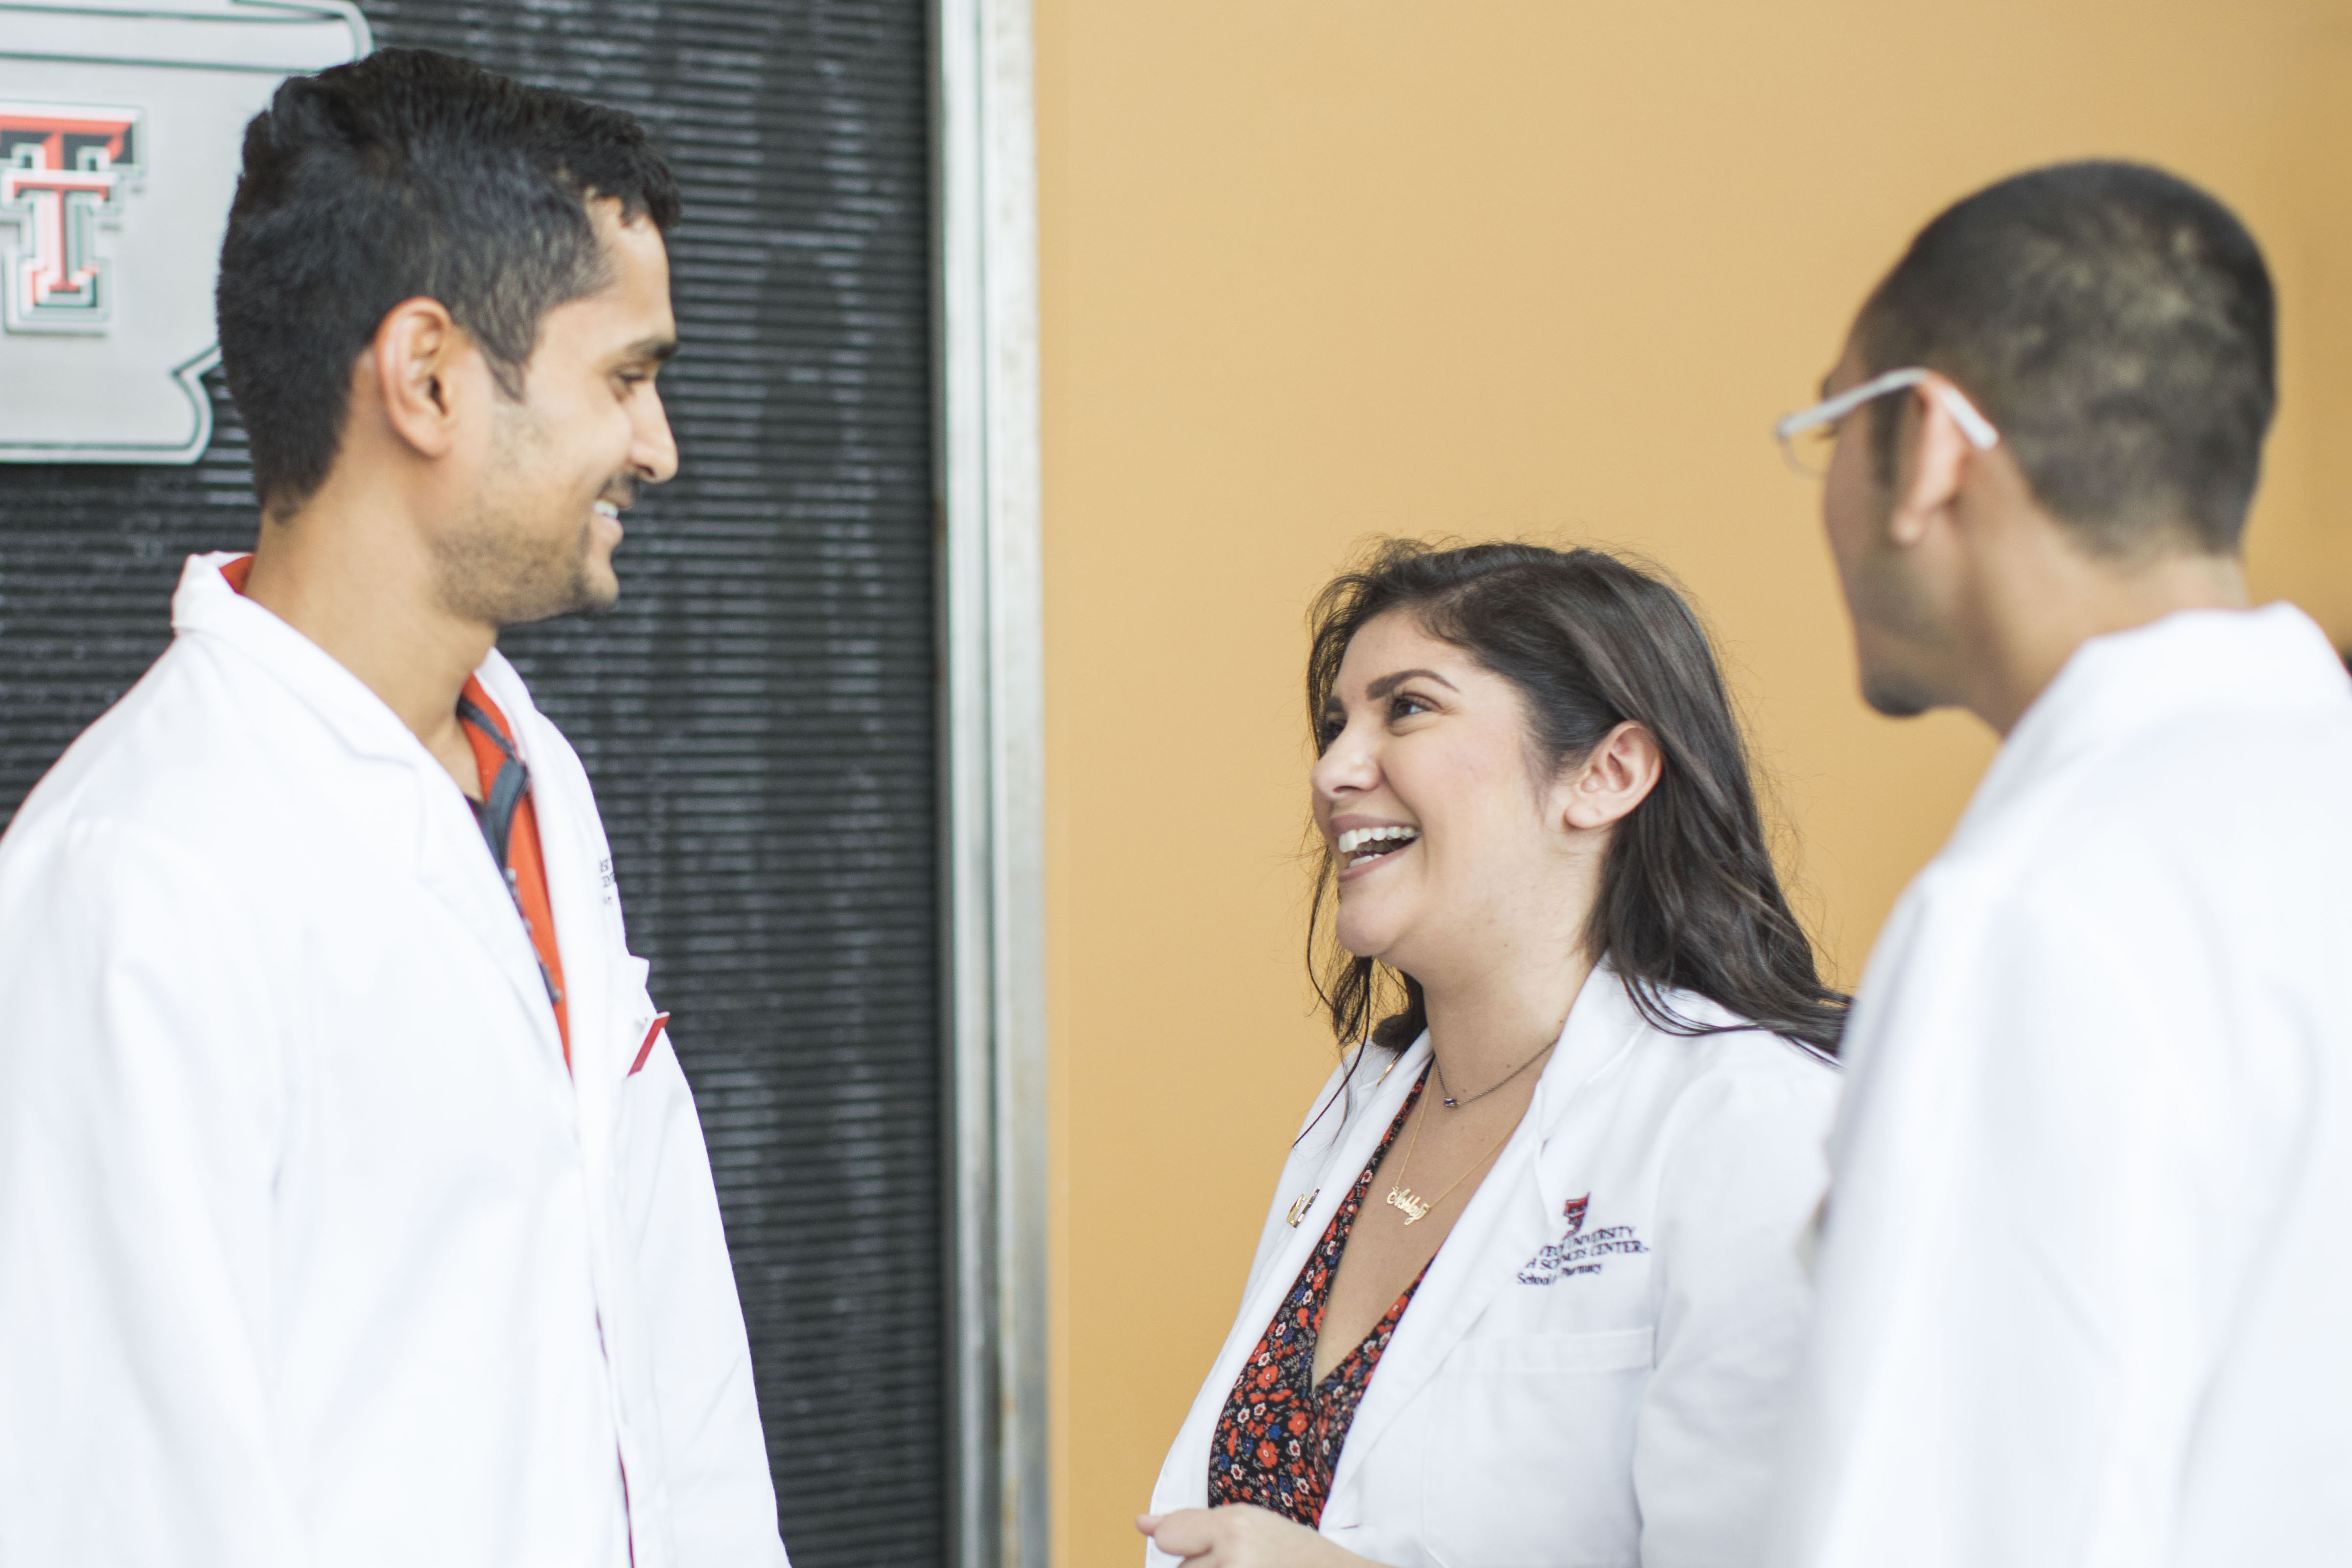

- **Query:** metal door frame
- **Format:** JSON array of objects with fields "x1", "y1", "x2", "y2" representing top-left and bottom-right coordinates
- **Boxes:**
[{"x1": 934, "y1": 1, "x2": 1048, "y2": 1564}]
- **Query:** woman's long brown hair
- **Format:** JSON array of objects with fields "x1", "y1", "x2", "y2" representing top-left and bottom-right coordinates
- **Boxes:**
[{"x1": 1304, "y1": 539, "x2": 1847, "y2": 1073}]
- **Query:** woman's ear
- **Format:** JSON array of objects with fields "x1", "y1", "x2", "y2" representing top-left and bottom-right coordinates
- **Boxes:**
[{"x1": 1560, "y1": 721, "x2": 1662, "y2": 831}]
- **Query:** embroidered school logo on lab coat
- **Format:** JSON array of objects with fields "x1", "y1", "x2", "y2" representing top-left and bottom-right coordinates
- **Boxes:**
[{"x1": 1517, "y1": 1194, "x2": 1646, "y2": 1286}]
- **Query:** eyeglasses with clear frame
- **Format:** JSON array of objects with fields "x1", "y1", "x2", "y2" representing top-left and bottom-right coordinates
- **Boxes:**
[{"x1": 1774, "y1": 367, "x2": 2001, "y2": 476}]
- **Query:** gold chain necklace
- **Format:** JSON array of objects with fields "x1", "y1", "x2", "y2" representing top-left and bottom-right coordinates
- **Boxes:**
[{"x1": 1384, "y1": 1080, "x2": 1521, "y2": 1226}]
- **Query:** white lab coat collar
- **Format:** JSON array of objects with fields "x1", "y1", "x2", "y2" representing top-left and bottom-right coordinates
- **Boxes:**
[
  {"x1": 1525, "y1": 963, "x2": 1659, "y2": 1211},
  {"x1": 1956, "y1": 602, "x2": 2345, "y2": 851},
  {"x1": 172, "y1": 551, "x2": 427, "y2": 771},
  {"x1": 172, "y1": 551, "x2": 570, "y2": 1088}
]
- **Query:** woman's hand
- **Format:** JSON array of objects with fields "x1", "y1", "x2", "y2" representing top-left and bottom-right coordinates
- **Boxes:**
[{"x1": 1136, "y1": 1505, "x2": 1382, "y2": 1567}]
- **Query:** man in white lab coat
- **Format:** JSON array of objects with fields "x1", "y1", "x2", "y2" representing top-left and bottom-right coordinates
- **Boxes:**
[
  {"x1": 1766, "y1": 161, "x2": 2352, "y2": 1567},
  {"x1": 0, "y1": 50, "x2": 788, "y2": 1568}
]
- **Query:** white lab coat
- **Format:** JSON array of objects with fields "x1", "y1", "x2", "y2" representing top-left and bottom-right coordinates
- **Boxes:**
[
  {"x1": 1149, "y1": 963, "x2": 1840, "y2": 1568},
  {"x1": 1768, "y1": 605, "x2": 2352, "y2": 1568},
  {"x1": 0, "y1": 553, "x2": 788, "y2": 1568}
]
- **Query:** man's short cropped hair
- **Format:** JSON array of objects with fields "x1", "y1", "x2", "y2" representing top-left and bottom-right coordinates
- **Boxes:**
[
  {"x1": 216, "y1": 48, "x2": 680, "y2": 519},
  {"x1": 1859, "y1": 160, "x2": 2274, "y2": 557}
]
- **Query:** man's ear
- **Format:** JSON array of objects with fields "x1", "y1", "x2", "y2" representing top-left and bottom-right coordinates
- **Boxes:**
[
  {"x1": 1885, "y1": 379, "x2": 1979, "y2": 549},
  {"x1": 365, "y1": 297, "x2": 473, "y2": 460},
  {"x1": 1560, "y1": 721, "x2": 1663, "y2": 832}
]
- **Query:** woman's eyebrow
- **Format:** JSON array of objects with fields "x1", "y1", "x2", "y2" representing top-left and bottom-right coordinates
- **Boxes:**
[{"x1": 1364, "y1": 668, "x2": 1458, "y2": 700}]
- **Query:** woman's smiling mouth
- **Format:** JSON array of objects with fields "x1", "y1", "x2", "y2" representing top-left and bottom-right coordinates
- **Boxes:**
[{"x1": 1336, "y1": 824, "x2": 1421, "y2": 872}]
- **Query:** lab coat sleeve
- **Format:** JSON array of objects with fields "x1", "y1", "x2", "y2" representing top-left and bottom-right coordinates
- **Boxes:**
[
  {"x1": 622, "y1": 1024, "x2": 791, "y2": 1568},
  {"x1": 0, "y1": 821, "x2": 306, "y2": 1568},
  {"x1": 1632, "y1": 1046, "x2": 1837, "y2": 1568},
  {"x1": 1770, "y1": 851, "x2": 2274, "y2": 1568}
]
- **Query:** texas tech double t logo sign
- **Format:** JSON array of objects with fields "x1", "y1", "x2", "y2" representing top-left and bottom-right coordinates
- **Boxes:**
[
  {"x1": 0, "y1": 0, "x2": 367, "y2": 463},
  {"x1": 0, "y1": 104, "x2": 143, "y2": 333}
]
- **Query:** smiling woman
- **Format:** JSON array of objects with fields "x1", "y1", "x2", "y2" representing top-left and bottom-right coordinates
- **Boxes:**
[
  {"x1": 1140, "y1": 540, "x2": 1847, "y2": 1568},
  {"x1": 1305, "y1": 540, "x2": 1849, "y2": 1063}
]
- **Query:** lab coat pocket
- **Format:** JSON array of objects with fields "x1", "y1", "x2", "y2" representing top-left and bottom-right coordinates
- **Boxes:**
[{"x1": 1420, "y1": 1329, "x2": 1652, "y2": 1567}]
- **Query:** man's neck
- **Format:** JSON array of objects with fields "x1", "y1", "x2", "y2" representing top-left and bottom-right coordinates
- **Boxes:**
[
  {"x1": 241, "y1": 490, "x2": 497, "y2": 797},
  {"x1": 1961, "y1": 529, "x2": 2249, "y2": 737}
]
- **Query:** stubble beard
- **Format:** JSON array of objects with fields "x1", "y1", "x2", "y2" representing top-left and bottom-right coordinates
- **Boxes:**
[
  {"x1": 434, "y1": 404, "x2": 620, "y2": 628},
  {"x1": 432, "y1": 503, "x2": 614, "y2": 628}
]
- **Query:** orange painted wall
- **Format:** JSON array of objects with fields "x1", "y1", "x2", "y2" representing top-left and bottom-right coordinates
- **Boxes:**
[{"x1": 1032, "y1": 4, "x2": 2352, "y2": 1561}]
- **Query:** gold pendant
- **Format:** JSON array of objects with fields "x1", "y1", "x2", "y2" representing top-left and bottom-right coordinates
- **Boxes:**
[{"x1": 1386, "y1": 1184, "x2": 1431, "y2": 1224}]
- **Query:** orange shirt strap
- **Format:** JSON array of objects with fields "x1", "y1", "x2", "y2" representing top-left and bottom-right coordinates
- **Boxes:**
[{"x1": 457, "y1": 676, "x2": 572, "y2": 1068}]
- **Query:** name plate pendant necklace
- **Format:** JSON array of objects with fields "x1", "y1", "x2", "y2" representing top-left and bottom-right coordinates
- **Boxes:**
[
  {"x1": 1386, "y1": 1038, "x2": 1556, "y2": 1223},
  {"x1": 1385, "y1": 1073, "x2": 1521, "y2": 1226}
]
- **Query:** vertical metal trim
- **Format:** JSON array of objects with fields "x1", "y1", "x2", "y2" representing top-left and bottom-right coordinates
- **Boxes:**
[{"x1": 936, "y1": 0, "x2": 1046, "y2": 1562}]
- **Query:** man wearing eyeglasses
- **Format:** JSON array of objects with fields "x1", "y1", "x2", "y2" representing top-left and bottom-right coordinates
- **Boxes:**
[{"x1": 1765, "y1": 162, "x2": 2352, "y2": 1568}]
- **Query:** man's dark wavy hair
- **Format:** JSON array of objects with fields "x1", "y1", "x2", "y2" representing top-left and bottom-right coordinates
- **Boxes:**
[
  {"x1": 1305, "y1": 540, "x2": 1848, "y2": 1069},
  {"x1": 216, "y1": 47, "x2": 680, "y2": 519}
]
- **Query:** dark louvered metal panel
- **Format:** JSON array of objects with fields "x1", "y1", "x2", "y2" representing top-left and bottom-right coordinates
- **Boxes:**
[{"x1": 0, "y1": 10, "x2": 945, "y2": 1565}]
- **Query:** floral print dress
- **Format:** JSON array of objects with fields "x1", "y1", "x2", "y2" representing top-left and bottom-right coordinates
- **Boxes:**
[{"x1": 1208, "y1": 1071, "x2": 1431, "y2": 1526}]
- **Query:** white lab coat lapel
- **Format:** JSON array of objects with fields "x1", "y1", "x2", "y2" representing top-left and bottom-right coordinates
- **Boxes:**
[
  {"x1": 1258, "y1": 1038, "x2": 1430, "y2": 1295},
  {"x1": 410, "y1": 784, "x2": 573, "y2": 1085},
  {"x1": 194, "y1": 566, "x2": 633, "y2": 1532},
  {"x1": 473, "y1": 654, "x2": 677, "y2": 1565},
  {"x1": 1320, "y1": 964, "x2": 1647, "y2": 1530},
  {"x1": 176, "y1": 557, "x2": 569, "y2": 1081},
  {"x1": 1152, "y1": 1035, "x2": 1434, "y2": 1512},
  {"x1": 478, "y1": 656, "x2": 614, "y2": 1126},
  {"x1": 1524, "y1": 972, "x2": 1655, "y2": 1225}
]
